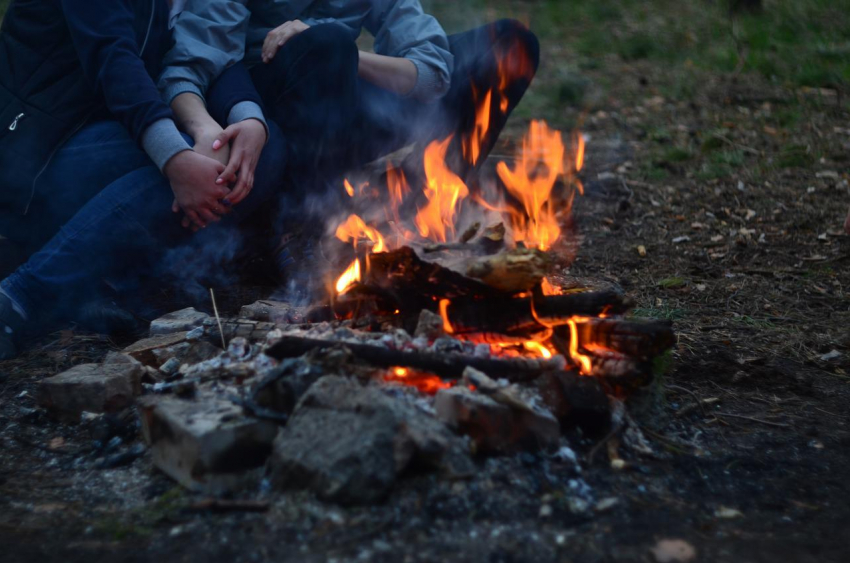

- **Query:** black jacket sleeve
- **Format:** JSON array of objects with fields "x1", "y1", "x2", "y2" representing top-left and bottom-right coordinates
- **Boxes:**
[
  {"x1": 61, "y1": 0, "x2": 173, "y2": 143},
  {"x1": 204, "y1": 62, "x2": 265, "y2": 127}
]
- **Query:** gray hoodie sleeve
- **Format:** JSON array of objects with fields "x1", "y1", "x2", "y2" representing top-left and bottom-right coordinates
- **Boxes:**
[
  {"x1": 158, "y1": 0, "x2": 252, "y2": 105},
  {"x1": 364, "y1": 0, "x2": 454, "y2": 103}
]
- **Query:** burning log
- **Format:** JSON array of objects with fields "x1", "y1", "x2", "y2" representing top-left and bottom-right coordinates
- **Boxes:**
[
  {"x1": 561, "y1": 318, "x2": 675, "y2": 361},
  {"x1": 264, "y1": 335, "x2": 566, "y2": 383},
  {"x1": 366, "y1": 246, "x2": 503, "y2": 302},
  {"x1": 463, "y1": 247, "x2": 550, "y2": 292},
  {"x1": 439, "y1": 291, "x2": 633, "y2": 342},
  {"x1": 533, "y1": 290, "x2": 633, "y2": 319}
]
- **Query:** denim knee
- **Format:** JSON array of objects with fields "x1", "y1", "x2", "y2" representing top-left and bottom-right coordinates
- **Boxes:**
[{"x1": 493, "y1": 19, "x2": 541, "y2": 76}]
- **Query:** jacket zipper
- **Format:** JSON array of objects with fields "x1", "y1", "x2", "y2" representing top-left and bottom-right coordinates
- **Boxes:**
[
  {"x1": 25, "y1": 0, "x2": 157, "y2": 215},
  {"x1": 8, "y1": 113, "x2": 25, "y2": 131}
]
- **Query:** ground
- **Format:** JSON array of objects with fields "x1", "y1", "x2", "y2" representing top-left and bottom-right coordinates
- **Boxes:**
[{"x1": 2, "y1": 1, "x2": 850, "y2": 561}]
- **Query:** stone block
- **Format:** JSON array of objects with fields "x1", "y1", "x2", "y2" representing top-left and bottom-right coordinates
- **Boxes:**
[
  {"x1": 138, "y1": 394, "x2": 279, "y2": 495},
  {"x1": 270, "y1": 376, "x2": 473, "y2": 504},
  {"x1": 39, "y1": 352, "x2": 143, "y2": 422}
]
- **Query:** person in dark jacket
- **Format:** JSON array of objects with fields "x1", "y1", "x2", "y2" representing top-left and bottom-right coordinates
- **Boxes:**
[{"x1": 0, "y1": 0, "x2": 287, "y2": 360}]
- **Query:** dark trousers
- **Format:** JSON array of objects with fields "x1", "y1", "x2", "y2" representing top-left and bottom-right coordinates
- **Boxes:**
[
  {"x1": 250, "y1": 19, "x2": 539, "y2": 214},
  {"x1": 1, "y1": 121, "x2": 288, "y2": 318}
]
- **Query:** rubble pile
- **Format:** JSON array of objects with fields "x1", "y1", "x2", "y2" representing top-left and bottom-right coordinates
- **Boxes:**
[{"x1": 36, "y1": 300, "x2": 671, "y2": 503}]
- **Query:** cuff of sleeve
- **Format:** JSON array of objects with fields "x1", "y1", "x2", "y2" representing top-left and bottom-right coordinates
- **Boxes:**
[
  {"x1": 228, "y1": 101, "x2": 270, "y2": 141},
  {"x1": 141, "y1": 119, "x2": 193, "y2": 171},
  {"x1": 407, "y1": 59, "x2": 450, "y2": 104},
  {"x1": 163, "y1": 81, "x2": 206, "y2": 106}
]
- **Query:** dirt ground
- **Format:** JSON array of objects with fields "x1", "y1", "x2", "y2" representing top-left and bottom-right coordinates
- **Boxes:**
[{"x1": 2, "y1": 1, "x2": 850, "y2": 562}]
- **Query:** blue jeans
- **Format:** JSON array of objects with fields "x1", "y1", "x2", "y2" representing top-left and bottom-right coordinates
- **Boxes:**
[
  {"x1": 1, "y1": 120, "x2": 287, "y2": 318},
  {"x1": 0, "y1": 120, "x2": 154, "y2": 258}
]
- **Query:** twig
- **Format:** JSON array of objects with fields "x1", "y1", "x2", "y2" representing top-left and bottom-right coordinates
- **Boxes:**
[
  {"x1": 210, "y1": 288, "x2": 226, "y2": 349},
  {"x1": 713, "y1": 412, "x2": 790, "y2": 428}
]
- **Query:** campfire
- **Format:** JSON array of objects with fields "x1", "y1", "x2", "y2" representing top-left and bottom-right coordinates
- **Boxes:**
[{"x1": 36, "y1": 73, "x2": 677, "y2": 504}]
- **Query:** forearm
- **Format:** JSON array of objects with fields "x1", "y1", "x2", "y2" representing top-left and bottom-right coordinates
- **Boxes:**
[
  {"x1": 358, "y1": 51, "x2": 418, "y2": 96},
  {"x1": 170, "y1": 93, "x2": 220, "y2": 139}
]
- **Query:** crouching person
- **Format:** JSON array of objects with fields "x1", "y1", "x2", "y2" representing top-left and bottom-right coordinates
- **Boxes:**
[{"x1": 0, "y1": 0, "x2": 286, "y2": 360}]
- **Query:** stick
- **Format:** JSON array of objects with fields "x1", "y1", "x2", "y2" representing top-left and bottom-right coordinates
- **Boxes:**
[
  {"x1": 210, "y1": 288, "x2": 226, "y2": 349},
  {"x1": 264, "y1": 335, "x2": 567, "y2": 382}
]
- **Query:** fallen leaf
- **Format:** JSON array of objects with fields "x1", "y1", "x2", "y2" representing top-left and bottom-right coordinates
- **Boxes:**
[
  {"x1": 651, "y1": 539, "x2": 696, "y2": 563},
  {"x1": 48, "y1": 437, "x2": 65, "y2": 450},
  {"x1": 714, "y1": 506, "x2": 743, "y2": 519},
  {"x1": 637, "y1": 245, "x2": 647, "y2": 258},
  {"x1": 672, "y1": 236, "x2": 691, "y2": 244}
]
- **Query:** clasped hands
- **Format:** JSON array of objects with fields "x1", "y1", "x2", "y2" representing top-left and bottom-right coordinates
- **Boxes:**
[{"x1": 166, "y1": 118, "x2": 267, "y2": 231}]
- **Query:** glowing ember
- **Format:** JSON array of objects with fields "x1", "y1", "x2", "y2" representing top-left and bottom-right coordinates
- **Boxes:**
[
  {"x1": 335, "y1": 214, "x2": 387, "y2": 253},
  {"x1": 343, "y1": 179, "x2": 355, "y2": 197},
  {"x1": 414, "y1": 136, "x2": 470, "y2": 243},
  {"x1": 523, "y1": 341, "x2": 552, "y2": 359},
  {"x1": 567, "y1": 317, "x2": 593, "y2": 374},
  {"x1": 496, "y1": 120, "x2": 565, "y2": 251},
  {"x1": 335, "y1": 258, "x2": 361, "y2": 295},
  {"x1": 464, "y1": 86, "x2": 492, "y2": 166},
  {"x1": 385, "y1": 367, "x2": 452, "y2": 395}
]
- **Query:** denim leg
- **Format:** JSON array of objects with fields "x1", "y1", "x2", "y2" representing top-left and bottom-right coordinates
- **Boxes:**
[
  {"x1": 5, "y1": 121, "x2": 153, "y2": 255},
  {"x1": 0, "y1": 121, "x2": 289, "y2": 318}
]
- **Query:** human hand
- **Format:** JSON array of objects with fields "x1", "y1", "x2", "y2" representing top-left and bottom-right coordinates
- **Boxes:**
[
  {"x1": 212, "y1": 119, "x2": 268, "y2": 206},
  {"x1": 262, "y1": 20, "x2": 310, "y2": 63},
  {"x1": 164, "y1": 150, "x2": 230, "y2": 231},
  {"x1": 192, "y1": 123, "x2": 230, "y2": 167}
]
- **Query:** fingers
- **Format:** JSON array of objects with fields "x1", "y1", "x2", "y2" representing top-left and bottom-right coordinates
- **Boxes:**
[
  {"x1": 217, "y1": 157, "x2": 240, "y2": 187},
  {"x1": 185, "y1": 210, "x2": 205, "y2": 231},
  {"x1": 212, "y1": 126, "x2": 236, "y2": 151},
  {"x1": 227, "y1": 160, "x2": 255, "y2": 206},
  {"x1": 263, "y1": 21, "x2": 299, "y2": 62},
  {"x1": 172, "y1": 199, "x2": 179, "y2": 213}
]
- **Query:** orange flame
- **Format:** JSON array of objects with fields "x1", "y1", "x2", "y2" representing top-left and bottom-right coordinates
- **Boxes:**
[
  {"x1": 567, "y1": 317, "x2": 593, "y2": 375},
  {"x1": 438, "y1": 299, "x2": 454, "y2": 334},
  {"x1": 496, "y1": 120, "x2": 565, "y2": 251},
  {"x1": 343, "y1": 179, "x2": 355, "y2": 197},
  {"x1": 335, "y1": 259, "x2": 361, "y2": 295},
  {"x1": 541, "y1": 277, "x2": 562, "y2": 296},
  {"x1": 464, "y1": 87, "x2": 492, "y2": 166},
  {"x1": 414, "y1": 137, "x2": 470, "y2": 243},
  {"x1": 574, "y1": 133, "x2": 585, "y2": 173},
  {"x1": 386, "y1": 163, "x2": 410, "y2": 211},
  {"x1": 335, "y1": 214, "x2": 387, "y2": 253}
]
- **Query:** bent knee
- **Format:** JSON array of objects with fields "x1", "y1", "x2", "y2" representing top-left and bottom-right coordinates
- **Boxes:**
[
  {"x1": 298, "y1": 23, "x2": 358, "y2": 65},
  {"x1": 494, "y1": 19, "x2": 540, "y2": 75}
]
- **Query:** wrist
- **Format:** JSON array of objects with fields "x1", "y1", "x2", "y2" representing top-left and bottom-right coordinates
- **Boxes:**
[{"x1": 163, "y1": 148, "x2": 193, "y2": 178}]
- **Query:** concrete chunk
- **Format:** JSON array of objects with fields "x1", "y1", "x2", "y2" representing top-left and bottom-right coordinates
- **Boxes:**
[
  {"x1": 123, "y1": 332, "x2": 188, "y2": 367},
  {"x1": 138, "y1": 394, "x2": 279, "y2": 495},
  {"x1": 270, "y1": 376, "x2": 473, "y2": 504},
  {"x1": 149, "y1": 307, "x2": 210, "y2": 336},
  {"x1": 39, "y1": 352, "x2": 143, "y2": 422},
  {"x1": 239, "y1": 300, "x2": 304, "y2": 324},
  {"x1": 435, "y1": 386, "x2": 560, "y2": 454}
]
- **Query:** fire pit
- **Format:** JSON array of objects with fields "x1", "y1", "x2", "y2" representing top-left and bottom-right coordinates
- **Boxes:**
[{"x1": 37, "y1": 117, "x2": 676, "y2": 504}]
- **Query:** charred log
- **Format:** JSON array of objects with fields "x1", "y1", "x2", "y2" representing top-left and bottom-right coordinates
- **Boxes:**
[
  {"x1": 557, "y1": 318, "x2": 675, "y2": 361},
  {"x1": 264, "y1": 335, "x2": 566, "y2": 382}
]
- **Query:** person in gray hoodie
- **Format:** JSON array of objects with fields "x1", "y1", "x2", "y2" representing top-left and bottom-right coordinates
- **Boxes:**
[{"x1": 159, "y1": 0, "x2": 539, "y2": 198}]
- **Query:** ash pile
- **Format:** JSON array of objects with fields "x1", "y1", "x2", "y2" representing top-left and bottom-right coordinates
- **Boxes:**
[{"x1": 37, "y1": 277, "x2": 675, "y2": 505}]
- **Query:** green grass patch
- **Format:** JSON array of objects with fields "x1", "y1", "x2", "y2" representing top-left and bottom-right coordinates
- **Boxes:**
[{"x1": 657, "y1": 276, "x2": 688, "y2": 289}]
